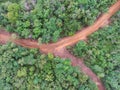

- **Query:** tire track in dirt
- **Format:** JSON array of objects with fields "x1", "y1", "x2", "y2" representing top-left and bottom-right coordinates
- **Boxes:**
[{"x1": 0, "y1": 1, "x2": 120, "y2": 90}]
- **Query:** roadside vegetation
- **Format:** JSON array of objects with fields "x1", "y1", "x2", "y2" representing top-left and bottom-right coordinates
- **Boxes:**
[{"x1": 0, "y1": 43, "x2": 98, "y2": 90}]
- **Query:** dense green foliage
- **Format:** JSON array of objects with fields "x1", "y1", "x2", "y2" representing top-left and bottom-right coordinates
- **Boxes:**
[
  {"x1": 0, "y1": 0, "x2": 20, "y2": 3},
  {"x1": 72, "y1": 12, "x2": 120, "y2": 90},
  {"x1": 0, "y1": 0, "x2": 117, "y2": 43},
  {"x1": 0, "y1": 43, "x2": 98, "y2": 90},
  {"x1": 0, "y1": 0, "x2": 119, "y2": 90}
]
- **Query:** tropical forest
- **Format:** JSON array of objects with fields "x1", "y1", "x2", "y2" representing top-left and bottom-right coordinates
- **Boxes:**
[{"x1": 0, "y1": 0, "x2": 120, "y2": 90}]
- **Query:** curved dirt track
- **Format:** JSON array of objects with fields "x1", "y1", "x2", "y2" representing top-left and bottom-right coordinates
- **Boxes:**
[
  {"x1": 0, "y1": 1, "x2": 120, "y2": 90},
  {"x1": 39, "y1": 0, "x2": 120, "y2": 53}
]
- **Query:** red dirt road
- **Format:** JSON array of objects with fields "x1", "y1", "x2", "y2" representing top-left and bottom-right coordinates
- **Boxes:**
[
  {"x1": 0, "y1": 30, "x2": 11, "y2": 44},
  {"x1": 0, "y1": 1, "x2": 120, "y2": 90}
]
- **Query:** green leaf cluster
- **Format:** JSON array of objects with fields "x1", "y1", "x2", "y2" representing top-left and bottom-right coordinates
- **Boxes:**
[{"x1": 7, "y1": 3, "x2": 20, "y2": 23}]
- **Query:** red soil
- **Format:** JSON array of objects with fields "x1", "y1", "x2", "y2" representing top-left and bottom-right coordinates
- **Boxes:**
[
  {"x1": 0, "y1": 1, "x2": 120, "y2": 90},
  {"x1": 0, "y1": 30, "x2": 11, "y2": 44}
]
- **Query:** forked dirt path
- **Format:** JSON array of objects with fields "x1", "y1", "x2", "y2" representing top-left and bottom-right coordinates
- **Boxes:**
[{"x1": 0, "y1": 1, "x2": 120, "y2": 90}]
